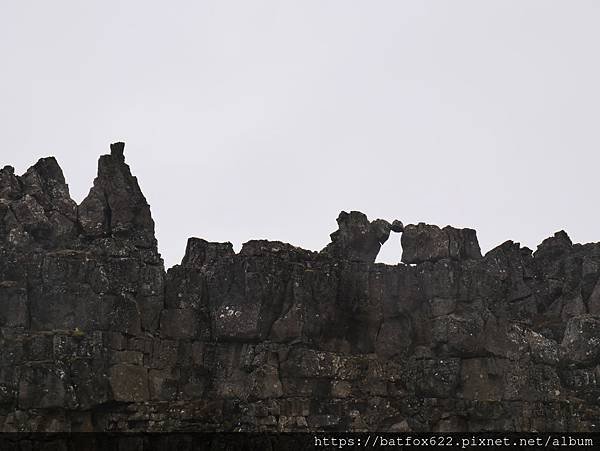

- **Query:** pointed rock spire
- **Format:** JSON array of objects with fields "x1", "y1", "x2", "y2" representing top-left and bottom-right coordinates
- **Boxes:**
[
  {"x1": 21, "y1": 156, "x2": 77, "y2": 222},
  {"x1": 79, "y1": 142, "x2": 156, "y2": 249},
  {"x1": 0, "y1": 157, "x2": 78, "y2": 244}
]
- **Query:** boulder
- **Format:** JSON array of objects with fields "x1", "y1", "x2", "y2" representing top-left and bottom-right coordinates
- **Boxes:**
[{"x1": 401, "y1": 223, "x2": 481, "y2": 264}]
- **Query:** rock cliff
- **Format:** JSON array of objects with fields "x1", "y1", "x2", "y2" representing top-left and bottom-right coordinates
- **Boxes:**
[{"x1": 0, "y1": 143, "x2": 599, "y2": 432}]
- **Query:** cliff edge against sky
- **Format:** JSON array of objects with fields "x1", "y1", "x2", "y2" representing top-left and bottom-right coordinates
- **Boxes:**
[{"x1": 0, "y1": 143, "x2": 599, "y2": 432}]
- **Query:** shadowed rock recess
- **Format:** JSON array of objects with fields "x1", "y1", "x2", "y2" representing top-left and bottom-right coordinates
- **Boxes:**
[{"x1": 1, "y1": 144, "x2": 600, "y2": 432}]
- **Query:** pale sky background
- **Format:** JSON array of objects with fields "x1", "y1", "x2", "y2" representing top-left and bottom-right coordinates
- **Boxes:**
[{"x1": 1, "y1": 1, "x2": 599, "y2": 268}]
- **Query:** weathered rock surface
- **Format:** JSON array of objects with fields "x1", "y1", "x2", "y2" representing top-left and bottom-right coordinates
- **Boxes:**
[
  {"x1": 1, "y1": 144, "x2": 600, "y2": 432},
  {"x1": 321, "y1": 211, "x2": 397, "y2": 262},
  {"x1": 401, "y1": 222, "x2": 482, "y2": 264}
]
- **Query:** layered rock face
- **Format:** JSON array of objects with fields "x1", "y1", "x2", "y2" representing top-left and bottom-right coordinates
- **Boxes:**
[{"x1": 1, "y1": 145, "x2": 600, "y2": 432}]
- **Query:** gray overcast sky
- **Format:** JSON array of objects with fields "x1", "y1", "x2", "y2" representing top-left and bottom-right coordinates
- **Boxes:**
[{"x1": 2, "y1": 1, "x2": 600, "y2": 268}]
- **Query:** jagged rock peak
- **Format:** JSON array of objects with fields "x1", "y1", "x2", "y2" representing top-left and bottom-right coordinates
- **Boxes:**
[
  {"x1": 25, "y1": 157, "x2": 65, "y2": 185},
  {"x1": 79, "y1": 142, "x2": 157, "y2": 249},
  {"x1": 534, "y1": 230, "x2": 573, "y2": 259},
  {"x1": 21, "y1": 156, "x2": 77, "y2": 220},
  {"x1": 0, "y1": 155, "x2": 78, "y2": 245}
]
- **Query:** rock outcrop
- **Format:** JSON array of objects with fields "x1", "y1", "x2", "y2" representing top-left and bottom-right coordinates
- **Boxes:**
[
  {"x1": 401, "y1": 223, "x2": 482, "y2": 264},
  {"x1": 1, "y1": 144, "x2": 600, "y2": 432},
  {"x1": 321, "y1": 211, "x2": 400, "y2": 262}
]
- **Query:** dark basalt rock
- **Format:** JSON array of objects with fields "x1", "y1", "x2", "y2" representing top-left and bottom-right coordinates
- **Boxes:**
[
  {"x1": 1, "y1": 143, "x2": 600, "y2": 432},
  {"x1": 320, "y1": 211, "x2": 396, "y2": 262},
  {"x1": 79, "y1": 142, "x2": 156, "y2": 249},
  {"x1": 0, "y1": 157, "x2": 78, "y2": 246},
  {"x1": 401, "y1": 222, "x2": 482, "y2": 264},
  {"x1": 181, "y1": 237, "x2": 235, "y2": 268}
]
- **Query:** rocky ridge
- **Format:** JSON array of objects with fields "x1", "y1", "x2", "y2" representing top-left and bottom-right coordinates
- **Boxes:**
[{"x1": 0, "y1": 143, "x2": 599, "y2": 432}]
